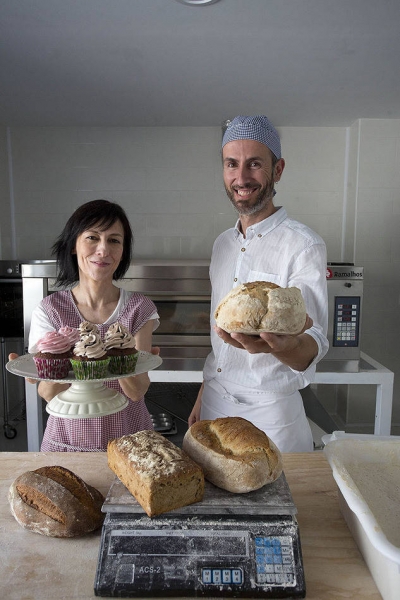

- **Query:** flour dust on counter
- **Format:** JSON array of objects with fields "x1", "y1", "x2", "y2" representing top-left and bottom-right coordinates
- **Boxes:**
[{"x1": 344, "y1": 461, "x2": 400, "y2": 548}]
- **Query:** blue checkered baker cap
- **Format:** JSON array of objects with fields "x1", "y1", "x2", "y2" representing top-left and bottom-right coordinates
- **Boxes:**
[{"x1": 222, "y1": 115, "x2": 281, "y2": 159}]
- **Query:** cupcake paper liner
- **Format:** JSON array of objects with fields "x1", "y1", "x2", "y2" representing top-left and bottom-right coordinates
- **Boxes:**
[
  {"x1": 70, "y1": 358, "x2": 110, "y2": 380},
  {"x1": 107, "y1": 352, "x2": 139, "y2": 375},
  {"x1": 33, "y1": 357, "x2": 71, "y2": 379}
]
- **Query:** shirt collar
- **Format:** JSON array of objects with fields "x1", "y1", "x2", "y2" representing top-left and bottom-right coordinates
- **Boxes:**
[{"x1": 233, "y1": 206, "x2": 287, "y2": 239}]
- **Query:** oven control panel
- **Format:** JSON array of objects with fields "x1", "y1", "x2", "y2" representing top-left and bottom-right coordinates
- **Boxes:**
[
  {"x1": 333, "y1": 296, "x2": 361, "y2": 347},
  {"x1": 0, "y1": 260, "x2": 22, "y2": 278}
]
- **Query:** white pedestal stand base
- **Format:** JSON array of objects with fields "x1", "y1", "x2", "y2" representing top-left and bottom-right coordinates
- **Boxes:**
[{"x1": 46, "y1": 381, "x2": 129, "y2": 419}]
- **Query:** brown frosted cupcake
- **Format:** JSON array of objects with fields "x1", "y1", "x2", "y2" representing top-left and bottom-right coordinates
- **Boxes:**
[
  {"x1": 33, "y1": 331, "x2": 72, "y2": 379},
  {"x1": 70, "y1": 322, "x2": 110, "y2": 380},
  {"x1": 104, "y1": 322, "x2": 138, "y2": 375}
]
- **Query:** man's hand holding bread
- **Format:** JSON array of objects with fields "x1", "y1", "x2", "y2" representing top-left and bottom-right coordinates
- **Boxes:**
[{"x1": 214, "y1": 281, "x2": 318, "y2": 371}]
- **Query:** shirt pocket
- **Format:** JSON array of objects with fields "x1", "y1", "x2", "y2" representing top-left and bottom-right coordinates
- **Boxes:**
[{"x1": 247, "y1": 270, "x2": 282, "y2": 286}]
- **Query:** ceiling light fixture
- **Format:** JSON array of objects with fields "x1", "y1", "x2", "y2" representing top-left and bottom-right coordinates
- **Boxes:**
[{"x1": 175, "y1": 0, "x2": 221, "y2": 6}]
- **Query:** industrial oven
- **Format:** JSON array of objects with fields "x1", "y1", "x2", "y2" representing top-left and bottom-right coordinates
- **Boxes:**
[
  {"x1": 21, "y1": 259, "x2": 364, "y2": 372},
  {"x1": 21, "y1": 259, "x2": 211, "y2": 371},
  {"x1": 0, "y1": 260, "x2": 25, "y2": 441}
]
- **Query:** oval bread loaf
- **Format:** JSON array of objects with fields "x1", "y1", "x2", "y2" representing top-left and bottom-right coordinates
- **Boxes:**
[
  {"x1": 8, "y1": 465, "x2": 105, "y2": 537},
  {"x1": 214, "y1": 281, "x2": 307, "y2": 335},
  {"x1": 182, "y1": 417, "x2": 282, "y2": 493}
]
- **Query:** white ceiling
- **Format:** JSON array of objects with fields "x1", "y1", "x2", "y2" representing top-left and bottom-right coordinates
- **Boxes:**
[{"x1": 1, "y1": 0, "x2": 400, "y2": 128}]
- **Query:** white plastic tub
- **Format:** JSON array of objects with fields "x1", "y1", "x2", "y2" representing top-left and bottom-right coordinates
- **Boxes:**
[{"x1": 323, "y1": 436, "x2": 400, "y2": 600}]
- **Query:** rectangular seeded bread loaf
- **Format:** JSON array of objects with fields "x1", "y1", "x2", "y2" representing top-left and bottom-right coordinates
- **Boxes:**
[{"x1": 107, "y1": 430, "x2": 205, "y2": 517}]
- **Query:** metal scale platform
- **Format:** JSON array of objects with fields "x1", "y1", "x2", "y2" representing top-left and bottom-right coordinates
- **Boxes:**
[{"x1": 94, "y1": 472, "x2": 306, "y2": 598}]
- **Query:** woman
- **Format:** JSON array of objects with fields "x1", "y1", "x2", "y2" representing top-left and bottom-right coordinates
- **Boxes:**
[{"x1": 15, "y1": 199, "x2": 159, "y2": 452}]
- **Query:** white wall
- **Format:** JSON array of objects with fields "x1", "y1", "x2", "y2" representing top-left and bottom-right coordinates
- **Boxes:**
[
  {"x1": 2, "y1": 126, "x2": 227, "y2": 260},
  {"x1": 0, "y1": 128, "x2": 10, "y2": 254},
  {"x1": 348, "y1": 119, "x2": 400, "y2": 430},
  {"x1": 1, "y1": 125, "x2": 345, "y2": 261},
  {"x1": 1, "y1": 121, "x2": 399, "y2": 431}
]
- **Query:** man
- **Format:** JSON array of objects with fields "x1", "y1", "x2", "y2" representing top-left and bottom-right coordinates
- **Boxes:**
[{"x1": 188, "y1": 115, "x2": 329, "y2": 452}]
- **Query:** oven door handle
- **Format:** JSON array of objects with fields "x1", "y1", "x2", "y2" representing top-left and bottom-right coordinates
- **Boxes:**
[{"x1": 0, "y1": 278, "x2": 22, "y2": 283}]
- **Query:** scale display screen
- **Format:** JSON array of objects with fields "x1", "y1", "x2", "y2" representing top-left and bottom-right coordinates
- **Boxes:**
[
  {"x1": 94, "y1": 513, "x2": 306, "y2": 598},
  {"x1": 109, "y1": 528, "x2": 248, "y2": 557}
]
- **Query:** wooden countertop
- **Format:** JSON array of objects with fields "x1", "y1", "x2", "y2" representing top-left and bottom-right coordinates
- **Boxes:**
[{"x1": 0, "y1": 451, "x2": 381, "y2": 600}]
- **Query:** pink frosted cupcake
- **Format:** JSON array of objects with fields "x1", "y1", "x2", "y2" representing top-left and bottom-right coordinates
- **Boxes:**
[
  {"x1": 33, "y1": 331, "x2": 73, "y2": 379},
  {"x1": 58, "y1": 326, "x2": 80, "y2": 347},
  {"x1": 104, "y1": 322, "x2": 138, "y2": 374}
]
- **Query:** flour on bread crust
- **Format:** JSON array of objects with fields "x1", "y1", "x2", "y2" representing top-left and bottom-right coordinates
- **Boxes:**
[
  {"x1": 8, "y1": 465, "x2": 105, "y2": 537},
  {"x1": 214, "y1": 281, "x2": 307, "y2": 335}
]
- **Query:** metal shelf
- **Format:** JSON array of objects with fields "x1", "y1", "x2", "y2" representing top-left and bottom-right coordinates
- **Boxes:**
[{"x1": 148, "y1": 352, "x2": 394, "y2": 437}]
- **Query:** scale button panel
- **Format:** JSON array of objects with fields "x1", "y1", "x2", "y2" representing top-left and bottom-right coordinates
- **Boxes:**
[
  {"x1": 201, "y1": 568, "x2": 243, "y2": 585},
  {"x1": 255, "y1": 536, "x2": 296, "y2": 585}
]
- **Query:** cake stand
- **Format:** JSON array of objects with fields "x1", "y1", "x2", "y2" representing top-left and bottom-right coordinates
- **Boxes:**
[{"x1": 6, "y1": 352, "x2": 163, "y2": 419}]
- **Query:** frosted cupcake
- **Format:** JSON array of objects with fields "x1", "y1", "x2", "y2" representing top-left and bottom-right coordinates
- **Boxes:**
[
  {"x1": 104, "y1": 322, "x2": 138, "y2": 375},
  {"x1": 33, "y1": 331, "x2": 73, "y2": 379},
  {"x1": 58, "y1": 326, "x2": 80, "y2": 347},
  {"x1": 70, "y1": 322, "x2": 110, "y2": 380},
  {"x1": 78, "y1": 321, "x2": 100, "y2": 336}
]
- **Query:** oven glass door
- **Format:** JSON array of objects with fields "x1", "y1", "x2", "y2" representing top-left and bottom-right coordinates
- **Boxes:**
[
  {"x1": 152, "y1": 297, "x2": 210, "y2": 337},
  {"x1": 0, "y1": 279, "x2": 23, "y2": 337}
]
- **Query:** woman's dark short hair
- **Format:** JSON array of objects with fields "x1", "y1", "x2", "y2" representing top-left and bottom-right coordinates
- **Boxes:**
[{"x1": 52, "y1": 199, "x2": 133, "y2": 287}]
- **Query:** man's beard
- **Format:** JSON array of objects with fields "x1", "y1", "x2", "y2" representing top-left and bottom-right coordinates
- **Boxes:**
[{"x1": 225, "y1": 179, "x2": 275, "y2": 216}]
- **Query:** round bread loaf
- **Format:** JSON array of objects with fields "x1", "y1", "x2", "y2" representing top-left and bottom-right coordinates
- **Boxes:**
[
  {"x1": 182, "y1": 417, "x2": 282, "y2": 493},
  {"x1": 8, "y1": 465, "x2": 105, "y2": 537},
  {"x1": 214, "y1": 281, "x2": 307, "y2": 335}
]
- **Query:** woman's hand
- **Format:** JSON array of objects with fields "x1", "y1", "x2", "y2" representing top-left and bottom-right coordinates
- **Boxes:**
[
  {"x1": 37, "y1": 381, "x2": 70, "y2": 403},
  {"x1": 118, "y1": 372, "x2": 151, "y2": 402}
]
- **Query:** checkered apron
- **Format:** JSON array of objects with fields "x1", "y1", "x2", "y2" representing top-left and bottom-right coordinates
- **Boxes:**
[{"x1": 39, "y1": 290, "x2": 156, "y2": 452}]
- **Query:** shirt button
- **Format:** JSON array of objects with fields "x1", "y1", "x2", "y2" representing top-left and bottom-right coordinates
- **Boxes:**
[
  {"x1": 217, "y1": 368, "x2": 222, "y2": 373},
  {"x1": 258, "y1": 234, "x2": 262, "y2": 238},
  {"x1": 234, "y1": 277, "x2": 237, "y2": 282},
  {"x1": 241, "y1": 247, "x2": 246, "y2": 252}
]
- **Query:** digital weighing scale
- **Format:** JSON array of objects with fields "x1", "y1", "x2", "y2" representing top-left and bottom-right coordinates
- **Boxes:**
[{"x1": 94, "y1": 472, "x2": 306, "y2": 598}]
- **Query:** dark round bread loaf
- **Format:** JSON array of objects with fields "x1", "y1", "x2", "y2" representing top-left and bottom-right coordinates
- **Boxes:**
[{"x1": 8, "y1": 465, "x2": 105, "y2": 537}]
